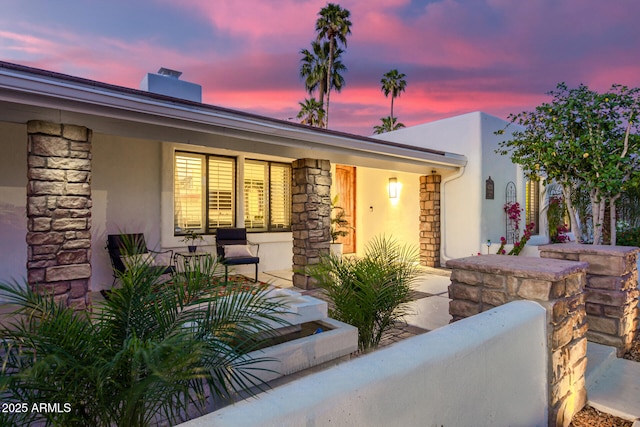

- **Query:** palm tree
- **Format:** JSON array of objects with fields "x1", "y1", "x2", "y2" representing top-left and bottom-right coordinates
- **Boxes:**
[
  {"x1": 381, "y1": 69, "x2": 407, "y2": 121},
  {"x1": 315, "y1": 3, "x2": 352, "y2": 128},
  {"x1": 373, "y1": 116, "x2": 406, "y2": 134},
  {"x1": 300, "y1": 41, "x2": 327, "y2": 109},
  {"x1": 0, "y1": 255, "x2": 288, "y2": 426},
  {"x1": 297, "y1": 97, "x2": 325, "y2": 127},
  {"x1": 299, "y1": 40, "x2": 347, "y2": 117}
]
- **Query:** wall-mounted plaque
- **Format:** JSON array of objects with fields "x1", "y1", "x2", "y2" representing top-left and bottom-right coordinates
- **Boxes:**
[{"x1": 485, "y1": 176, "x2": 494, "y2": 200}]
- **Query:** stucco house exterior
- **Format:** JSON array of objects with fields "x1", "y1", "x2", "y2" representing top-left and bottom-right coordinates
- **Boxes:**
[{"x1": 0, "y1": 61, "x2": 540, "y2": 307}]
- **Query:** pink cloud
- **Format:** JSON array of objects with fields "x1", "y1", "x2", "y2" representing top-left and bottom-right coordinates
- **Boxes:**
[
  {"x1": 164, "y1": 0, "x2": 320, "y2": 48},
  {"x1": 1, "y1": 0, "x2": 639, "y2": 137}
]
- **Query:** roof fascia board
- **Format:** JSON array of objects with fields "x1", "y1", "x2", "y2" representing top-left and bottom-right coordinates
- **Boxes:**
[{"x1": 0, "y1": 66, "x2": 467, "y2": 168}]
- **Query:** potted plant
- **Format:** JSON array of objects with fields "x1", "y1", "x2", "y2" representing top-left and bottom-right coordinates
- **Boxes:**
[
  {"x1": 181, "y1": 230, "x2": 203, "y2": 252},
  {"x1": 330, "y1": 196, "x2": 353, "y2": 256}
]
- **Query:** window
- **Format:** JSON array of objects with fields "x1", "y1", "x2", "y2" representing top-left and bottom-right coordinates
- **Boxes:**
[
  {"x1": 269, "y1": 163, "x2": 292, "y2": 230},
  {"x1": 208, "y1": 156, "x2": 235, "y2": 229},
  {"x1": 244, "y1": 160, "x2": 292, "y2": 231},
  {"x1": 174, "y1": 152, "x2": 235, "y2": 234},
  {"x1": 244, "y1": 161, "x2": 266, "y2": 230},
  {"x1": 174, "y1": 153, "x2": 206, "y2": 232},
  {"x1": 525, "y1": 179, "x2": 540, "y2": 234},
  {"x1": 174, "y1": 152, "x2": 290, "y2": 235}
]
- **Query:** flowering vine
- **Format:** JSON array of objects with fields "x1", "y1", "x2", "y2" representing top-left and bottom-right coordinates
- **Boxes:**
[
  {"x1": 504, "y1": 201, "x2": 522, "y2": 227},
  {"x1": 495, "y1": 201, "x2": 535, "y2": 255}
]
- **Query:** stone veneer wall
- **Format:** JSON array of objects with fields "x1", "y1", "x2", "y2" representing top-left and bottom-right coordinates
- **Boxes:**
[
  {"x1": 419, "y1": 174, "x2": 441, "y2": 267},
  {"x1": 540, "y1": 243, "x2": 640, "y2": 356},
  {"x1": 26, "y1": 120, "x2": 92, "y2": 309},
  {"x1": 291, "y1": 159, "x2": 331, "y2": 290},
  {"x1": 447, "y1": 255, "x2": 588, "y2": 427}
]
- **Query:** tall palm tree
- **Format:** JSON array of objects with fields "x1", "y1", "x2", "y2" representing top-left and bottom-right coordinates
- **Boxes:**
[
  {"x1": 373, "y1": 116, "x2": 406, "y2": 134},
  {"x1": 299, "y1": 40, "x2": 346, "y2": 116},
  {"x1": 381, "y1": 69, "x2": 407, "y2": 121},
  {"x1": 315, "y1": 3, "x2": 352, "y2": 128},
  {"x1": 297, "y1": 97, "x2": 325, "y2": 127},
  {"x1": 300, "y1": 41, "x2": 327, "y2": 109}
]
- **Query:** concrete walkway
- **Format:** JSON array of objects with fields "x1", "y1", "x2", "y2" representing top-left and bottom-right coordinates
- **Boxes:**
[{"x1": 586, "y1": 342, "x2": 640, "y2": 425}]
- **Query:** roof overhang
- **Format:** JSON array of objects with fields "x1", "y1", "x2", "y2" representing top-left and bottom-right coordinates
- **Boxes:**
[{"x1": 0, "y1": 62, "x2": 467, "y2": 173}]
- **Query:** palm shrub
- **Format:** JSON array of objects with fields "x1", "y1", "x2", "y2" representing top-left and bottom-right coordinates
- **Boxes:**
[
  {"x1": 0, "y1": 255, "x2": 288, "y2": 427},
  {"x1": 307, "y1": 235, "x2": 420, "y2": 352}
]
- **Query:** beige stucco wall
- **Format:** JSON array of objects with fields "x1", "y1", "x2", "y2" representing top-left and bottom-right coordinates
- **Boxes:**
[
  {"x1": 353, "y1": 166, "x2": 421, "y2": 255},
  {"x1": 92, "y1": 133, "x2": 163, "y2": 290}
]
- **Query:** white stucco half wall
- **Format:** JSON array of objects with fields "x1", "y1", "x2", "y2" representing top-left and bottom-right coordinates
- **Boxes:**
[{"x1": 180, "y1": 300, "x2": 548, "y2": 427}]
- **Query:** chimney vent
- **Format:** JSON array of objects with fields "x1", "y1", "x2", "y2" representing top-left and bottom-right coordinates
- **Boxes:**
[
  {"x1": 157, "y1": 67, "x2": 182, "y2": 79},
  {"x1": 140, "y1": 67, "x2": 202, "y2": 102}
]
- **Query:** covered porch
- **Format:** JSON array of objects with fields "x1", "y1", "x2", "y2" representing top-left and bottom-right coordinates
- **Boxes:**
[{"x1": 0, "y1": 61, "x2": 466, "y2": 307}]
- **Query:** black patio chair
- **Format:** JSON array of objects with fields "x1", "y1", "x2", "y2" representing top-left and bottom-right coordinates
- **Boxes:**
[
  {"x1": 215, "y1": 228, "x2": 260, "y2": 282},
  {"x1": 106, "y1": 233, "x2": 175, "y2": 286}
]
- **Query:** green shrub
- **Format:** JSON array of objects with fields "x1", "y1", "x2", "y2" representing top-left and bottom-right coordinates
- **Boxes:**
[
  {"x1": 617, "y1": 226, "x2": 640, "y2": 247},
  {"x1": 307, "y1": 235, "x2": 420, "y2": 352},
  {"x1": 0, "y1": 255, "x2": 288, "y2": 427}
]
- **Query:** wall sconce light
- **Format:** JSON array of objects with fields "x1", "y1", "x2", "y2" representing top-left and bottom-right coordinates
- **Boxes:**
[{"x1": 388, "y1": 177, "x2": 398, "y2": 199}]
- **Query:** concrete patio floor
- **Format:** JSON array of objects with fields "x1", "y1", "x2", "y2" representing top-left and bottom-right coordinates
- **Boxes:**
[{"x1": 260, "y1": 266, "x2": 453, "y2": 333}]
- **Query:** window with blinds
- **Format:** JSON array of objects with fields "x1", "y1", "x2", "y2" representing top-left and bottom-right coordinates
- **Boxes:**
[
  {"x1": 174, "y1": 152, "x2": 290, "y2": 235},
  {"x1": 174, "y1": 153, "x2": 205, "y2": 233},
  {"x1": 208, "y1": 157, "x2": 235, "y2": 228},
  {"x1": 270, "y1": 163, "x2": 291, "y2": 230},
  {"x1": 525, "y1": 179, "x2": 540, "y2": 234},
  {"x1": 244, "y1": 161, "x2": 267, "y2": 230}
]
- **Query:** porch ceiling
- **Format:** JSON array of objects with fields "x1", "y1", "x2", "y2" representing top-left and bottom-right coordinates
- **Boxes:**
[{"x1": 0, "y1": 61, "x2": 467, "y2": 174}]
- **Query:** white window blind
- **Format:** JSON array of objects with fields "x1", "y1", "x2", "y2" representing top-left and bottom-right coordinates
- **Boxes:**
[
  {"x1": 244, "y1": 161, "x2": 267, "y2": 230},
  {"x1": 270, "y1": 163, "x2": 291, "y2": 229},
  {"x1": 174, "y1": 153, "x2": 205, "y2": 232},
  {"x1": 208, "y1": 157, "x2": 235, "y2": 228}
]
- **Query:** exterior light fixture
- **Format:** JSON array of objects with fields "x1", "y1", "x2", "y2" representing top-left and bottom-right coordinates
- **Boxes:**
[{"x1": 388, "y1": 177, "x2": 398, "y2": 199}]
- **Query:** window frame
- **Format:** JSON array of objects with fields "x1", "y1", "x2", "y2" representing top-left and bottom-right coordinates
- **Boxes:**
[
  {"x1": 244, "y1": 158, "x2": 292, "y2": 233},
  {"x1": 173, "y1": 150, "x2": 291, "y2": 237}
]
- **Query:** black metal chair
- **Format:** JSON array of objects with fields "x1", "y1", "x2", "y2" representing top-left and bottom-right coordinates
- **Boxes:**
[
  {"x1": 106, "y1": 233, "x2": 174, "y2": 286},
  {"x1": 215, "y1": 228, "x2": 260, "y2": 282}
]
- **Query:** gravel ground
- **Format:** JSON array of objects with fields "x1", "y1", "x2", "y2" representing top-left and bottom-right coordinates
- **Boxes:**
[{"x1": 569, "y1": 333, "x2": 640, "y2": 427}]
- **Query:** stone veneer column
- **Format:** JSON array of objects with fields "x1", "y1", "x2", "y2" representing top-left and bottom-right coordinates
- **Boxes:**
[
  {"x1": 27, "y1": 120, "x2": 92, "y2": 309},
  {"x1": 447, "y1": 255, "x2": 588, "y2": 427},
  {"x1": 540, "y1": 243, "x2": 639, "y2": 356},
  {"x1": 291, "y1": 159, "x2": 331, "y2": 290},
  {"x1": 419, "y1": 174, "x2": 441, "y2": 267}
]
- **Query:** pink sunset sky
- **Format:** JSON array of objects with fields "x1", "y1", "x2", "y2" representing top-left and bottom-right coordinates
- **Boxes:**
[{"x1": 1, "y1": 0, "x2": 639, "y2": 136}]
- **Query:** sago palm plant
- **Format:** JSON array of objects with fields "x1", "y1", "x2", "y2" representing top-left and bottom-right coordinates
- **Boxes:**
[
  {"x1": 0, "y1": 255, "x2": 288, "y2": 426},
  {"x1": 308, "y1": 235, "x2": 420, "y2": 352}
]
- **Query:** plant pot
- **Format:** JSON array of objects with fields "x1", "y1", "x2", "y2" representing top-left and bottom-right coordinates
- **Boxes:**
[
  {"x1": 188, "y1": 245, "x2": 197, "y2": 253},
  {"x1": 330, "y1": 242, "x2": 343, "y2": 256}
]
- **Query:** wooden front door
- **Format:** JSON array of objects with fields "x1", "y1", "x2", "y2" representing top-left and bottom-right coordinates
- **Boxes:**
[{"x1": 335, "y1": 165, "x2": 356, "y2": 253}]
